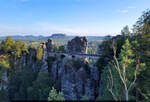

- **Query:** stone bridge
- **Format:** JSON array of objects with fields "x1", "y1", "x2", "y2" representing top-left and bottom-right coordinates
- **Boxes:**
[
  {"x1": 48, "y1": 52, "x2": 101, "y2": 64},
  {"x1": 41, "y1": 36, "x2": 101, "y2": 67}
]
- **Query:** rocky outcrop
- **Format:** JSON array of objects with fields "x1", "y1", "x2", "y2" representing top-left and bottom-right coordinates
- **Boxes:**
[
  {"x1": 46, "y1": 39, "x2": 54, "y2": 53},
  {"x1": 48, "y1": 56, "x2": 100, "y2": 100},
  {"x1": 41, "y1": 36, "x2": 101, "y2": 100},
  {"x1": 67, "y1": 36, "x2": 88, "y2": 54},
  {"x1": 40, "y1": 43, "x2": 48, "y2": 72}
]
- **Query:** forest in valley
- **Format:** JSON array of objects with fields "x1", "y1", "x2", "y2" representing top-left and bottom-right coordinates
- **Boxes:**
[{"x1": 0, "y1": 10, "x2": 150, "y2": 101}]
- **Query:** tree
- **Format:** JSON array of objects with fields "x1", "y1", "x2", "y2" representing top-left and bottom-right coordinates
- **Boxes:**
[
  {"x1": 15, "y1": 41, "x2": 28, "y2": 57},
  {"x1": 36, "y1": 45, "x2": 43, "y2": 60},
  {"x1": 48, "y1": 87, "x2": 64, "y2": 101},
  {"x1": 96, "y1": 35, "x2": 126, "y2": 74},
  {"x1": 136, "y1": 18, "x2": 150, "y2": 101},
  {"x1": 121, "y1": 25, "x2": 131, "y2": 37},
  {"x1": 0, "y1": 36, "x2": 15, "y2": 54},
  {"x1": 106, "y1": 39, "x2": 145, "y2": 101},
  {"x1": 96, "y1": 36, "x2": 114, "y2": 73},
  {"x1": 27, "y1": 72, "x2": 53, "y2": 100},
  {"x1": 132, "y1": 9, "x2": 150, "y2": 101},
  {"x1": 132, "y1": 9, "x2": 150, "y2": 35}
]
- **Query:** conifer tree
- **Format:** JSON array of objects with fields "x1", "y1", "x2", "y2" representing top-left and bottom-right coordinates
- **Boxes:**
[{"x1": 48, "y1": 87, "x2": 64, "y2": 101}]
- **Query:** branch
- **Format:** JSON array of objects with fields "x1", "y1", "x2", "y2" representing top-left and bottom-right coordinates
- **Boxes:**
[
  {"x1": 128, "y1": 58, "x2": 139, "y2": 91},
  {"x1": 112, "y1": 41, "x2": 128, "y2": 92},
  {"x1": 112, "y1": 41, "x2": 126, "y2": 86},
  {"x1": 107, "y1": 68, "x2": 118, "y2": 101}
]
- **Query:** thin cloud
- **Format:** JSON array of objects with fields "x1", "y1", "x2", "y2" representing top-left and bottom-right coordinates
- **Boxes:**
[
  {"x1": 118, "y1": 10, "x2": 129, "y2": 14},
  {"x1": 128, "y1": 6, "x2": 136, "y2": 9}
]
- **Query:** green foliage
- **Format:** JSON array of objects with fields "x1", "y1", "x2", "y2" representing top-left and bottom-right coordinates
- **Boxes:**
[
  {"x1": 36, "y1": 45, "x2": 43, "y2": 60},
  {"x1": 48, "y1": 87, "x2": 65, "y2": 101},
  {"x1": 100, "y1": 62, "x2": 124, "y2": 101},
  {"x1": 53, "y1": 45, "x2": 66, "y2": 53},
  {"x1": 101, "y1": 39, "x2": 146, "y2": 101},
  {"x1": 8, "y1": 66, "x2": 36, "y2": 100},
  {"x1": 136, "y1": 13, "x2": 150, "y2": 101},
  {"x1": 0, "y1": 37, "x2": 28, "y2": 71},
  {"x1": 58, "y1": 45, "x2": 66, "y2": 52},
  {"x1": 27, "y1": 72, "x2": 53, "y2": 100},
  {"x1": 14, "y1": 41, "x2": 28, "y2": 57},
  {"x1": 0, "y1": 36, "x2": 15, "y2": 53},
  {"x1": 96, "y1": 35, "x2": 126, "y2": 74},
  {"x1": 0, "y1": 59, "x2": 10, "y2": 69},
  {"x1": 130, "y1": 9, "x2": 150, "y2": 101},
  {"x1": 121, "y1": 25, "x2": 131, "y2": 37},
  {"x1": 120, "y1": 39, "x2": 134, "y2": 69}
]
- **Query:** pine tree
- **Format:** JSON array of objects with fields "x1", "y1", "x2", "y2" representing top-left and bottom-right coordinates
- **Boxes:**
[{"x1": 48, "y1": 87, "x2": 64, "y2": 101}]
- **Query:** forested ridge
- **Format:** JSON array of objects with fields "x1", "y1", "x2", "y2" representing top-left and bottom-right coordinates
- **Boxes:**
[{"x1": 0, "y1": 10, "x2": 150, "y2": 101}]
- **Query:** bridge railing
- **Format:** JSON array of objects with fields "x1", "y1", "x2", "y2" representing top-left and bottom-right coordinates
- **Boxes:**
[{"x1": 52, "y1": 52, "x2": 101, "y2": 57}]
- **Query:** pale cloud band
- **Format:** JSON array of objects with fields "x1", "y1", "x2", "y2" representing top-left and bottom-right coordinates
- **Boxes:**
[{"x1": 128, "y1": 6, "x2": 136, "y2": 9}]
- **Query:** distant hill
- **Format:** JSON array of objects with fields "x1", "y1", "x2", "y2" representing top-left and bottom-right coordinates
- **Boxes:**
[
  {"x1": 51, "y1": 33, "x2": 66, "y2": 38},
  {"x1": 0, "y1": 34, "x2": 107, "y2": 41},
  {"x1": 0, "y1": 35, "x2": 45, "y2": 41}
]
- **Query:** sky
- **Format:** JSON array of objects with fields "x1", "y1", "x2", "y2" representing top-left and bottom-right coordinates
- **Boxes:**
[{"x1": 0, "y1": 0, "x2": 149, "y2": 36}]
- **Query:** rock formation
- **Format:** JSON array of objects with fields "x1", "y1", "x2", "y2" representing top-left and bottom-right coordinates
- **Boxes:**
[
  {"x1": 49, "y1": 57, "x2": 100, "y2": 100},
  {"x1": 13, "y1": 36, "x2": 100, "y2": 100},
  {"x1": 46, "y1": 38, "x2": 54, "y2": 53},
  {"x1": 67, "y1": 36, "x2": 88, "y2": 54},
  {"x1": 40, "y1": 42, "x2": 48, "y2": 72}
]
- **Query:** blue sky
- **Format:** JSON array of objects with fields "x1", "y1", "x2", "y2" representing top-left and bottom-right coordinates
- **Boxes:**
[{"x1": 0, "y1": 0, "x2": 149, "y2": 36}]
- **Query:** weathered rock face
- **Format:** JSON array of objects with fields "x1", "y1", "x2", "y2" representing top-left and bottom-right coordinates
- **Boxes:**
[
  {"x1": 49, "y1": 56, "x2": 100, "y2": 100},
  {"x1": 18, "y1": 47, "x2": 40, "y2": 73},
  {"x1": 27, "y1": 48, "x2": 36, "y2": 64},
  {"x1": 46, "y1": 39, "x2": 54, "y2": 53},
  {"x1": 40, "y1": 43, "x2": 48, "y2": 72},
  {"x1": 67, "y1": 36, "x2": 88, "y2": 54},
  {"x1": 0, "y1": 72, "x2": 8, "y2": 90}
]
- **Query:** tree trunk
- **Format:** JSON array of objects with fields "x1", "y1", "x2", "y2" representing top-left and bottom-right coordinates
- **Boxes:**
[{"x1": 125, "y1": 90, "x2": 129, "y2": 101}]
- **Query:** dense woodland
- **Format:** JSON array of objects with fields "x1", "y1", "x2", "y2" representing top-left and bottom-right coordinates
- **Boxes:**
[{"x1": 0, "y1": 10, "x2": 150, "y2": 101}]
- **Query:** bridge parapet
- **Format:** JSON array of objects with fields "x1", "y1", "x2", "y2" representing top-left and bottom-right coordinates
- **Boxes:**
[{"x1": 47, "y1": 52, "x2": 100, "y2": 64}]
